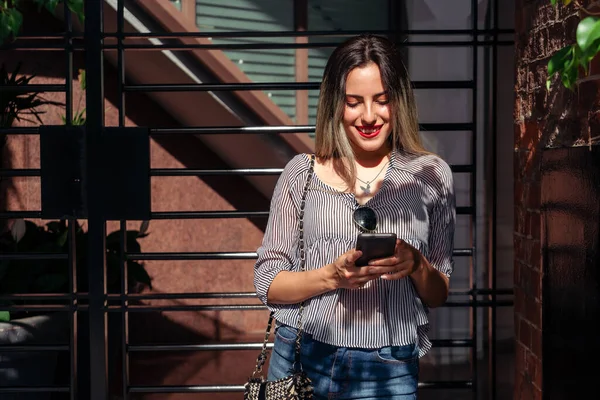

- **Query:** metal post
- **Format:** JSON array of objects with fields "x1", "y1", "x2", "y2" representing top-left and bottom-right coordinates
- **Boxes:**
[{"x1": 84, "y1": 1, "x2": 108, "y2": 399}]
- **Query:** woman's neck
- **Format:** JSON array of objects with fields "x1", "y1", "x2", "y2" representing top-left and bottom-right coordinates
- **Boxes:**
[{"x1": 353, "y1": 145, "x2": 392, "y2": 168}]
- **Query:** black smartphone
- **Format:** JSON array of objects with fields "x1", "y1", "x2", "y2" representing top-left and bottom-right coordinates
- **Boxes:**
[{"x1": 354, "y1": 233, "x2": 397, "y2": 267}]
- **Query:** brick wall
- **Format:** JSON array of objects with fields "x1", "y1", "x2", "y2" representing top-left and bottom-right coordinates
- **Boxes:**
[{"x1": 514, "y1": 1, "x2": 600, "y2": 399}]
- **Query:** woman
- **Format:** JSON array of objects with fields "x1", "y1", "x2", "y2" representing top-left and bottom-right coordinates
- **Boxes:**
[{"x1": 254, "y1": 34, "x2": 455, "y2": 399}]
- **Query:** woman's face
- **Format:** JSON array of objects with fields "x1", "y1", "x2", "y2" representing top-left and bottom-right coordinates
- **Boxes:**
[{"x1": 342, "y1": 62, "x2": 392, "y2": 157}]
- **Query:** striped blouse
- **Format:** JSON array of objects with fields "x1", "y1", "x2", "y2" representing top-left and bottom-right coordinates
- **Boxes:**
[{"x1": 253, "y1": 149, "x2": 456, "y2": 357}]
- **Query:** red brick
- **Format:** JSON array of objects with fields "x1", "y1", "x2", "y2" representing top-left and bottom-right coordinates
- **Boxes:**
[
  {"x1": 527, "y1": 182, "x2": 541, "y2": 210},
  {"x1": 530, "y1": 241, "x2": 542, "y2": 274},
  {"x1": 520, "y1": 318, "x2": 532, "y2": 348},
  {"x1": 514, "y1": 286, "x2": 525, "y2": 316},
  {"x1": 515, "y1": 341, "x2": 527, "y2": 374},
  {"x1": 515, "y1": 180, "x2": 524, "y2": 204},
  {"x1": 515, "y1": 207, "x2": 527, "y2": 235},
  {"x1": 528, "y1": 212, "x2": 541, "y2": 239},
  {"x1": 531, "y1": 326, "x2": 542, "y2": 358},
  {"x1": 514, "y1": 371, "x2": 523, "y2": 400},
  {"x1": 526, "y1": 351, "x2": 538, "y2": 380},
  {"x1": 526, "y1": 297, "x2": 542, "y2": 328}
]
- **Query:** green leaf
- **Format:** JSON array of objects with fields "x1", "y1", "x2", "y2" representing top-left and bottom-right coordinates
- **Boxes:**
[
  {"x1": 548, "y1": 45, "x2": 573, "y2": 76},
  {"x1": 563, "y1": 0, "x2": 572, "y2": 5},
  {"x1": 78, "y1": 69, "x2": 86, "y2": 90},
  {"x1": 551, "y1": 0, "x2": 557, "y2": 6},
  {"x1": 576, "y1": 17, "x2": 600, "y2": 53},
  {"x1": 0, "y1": 311, "x2": 10, "y2": 321},
  {"x1": 44, "y1": 0, "x2": 61, "y2": 14},
  {"x1": 66, "y1": 0, "x2": 84, "y2": 22},
  {"x1": 0, "y1": 14, "x2": 10, "y2": 46},
  {"x1": 5, "y1": 8, "x2": 23, "y2": 37}
]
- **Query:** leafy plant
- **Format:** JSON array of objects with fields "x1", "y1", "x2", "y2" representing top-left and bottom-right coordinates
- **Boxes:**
[
  {"x1": 61, "y1": 69, "x2": 86, "y2": 126},
  {"x1": 0, "y1": 219, "x2": 152, "y2": 321},
  {"x1": 0, "y1": 62, "x2": 63, "y2": 169},
  {"x1": 0, "y1": 0, "x2": 85, "y2": 45},
  {"x1": 547, "y1": 0, "x2": 600, "y2": 90},
  {"x1": 0, "y1": 62, "x2": 62, "y2": 129}
]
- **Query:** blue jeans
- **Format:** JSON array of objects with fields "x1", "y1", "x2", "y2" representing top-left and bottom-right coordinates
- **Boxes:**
[{"x1": 267, "y1": 323, "x2": 419, "y2": 400}]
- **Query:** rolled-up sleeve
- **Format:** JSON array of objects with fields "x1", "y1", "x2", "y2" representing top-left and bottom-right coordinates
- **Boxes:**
[
  {"x1": 427, "y1": 160, "x2": 456, "y2": 277},
  {"x1": 254, "y1": 160, "x2": 301, "y2": 307}
]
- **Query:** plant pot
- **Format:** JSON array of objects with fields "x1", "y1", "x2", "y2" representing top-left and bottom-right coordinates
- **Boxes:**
[{"x1": 0, "y1": 313, "x2": 69, "y2": 400}]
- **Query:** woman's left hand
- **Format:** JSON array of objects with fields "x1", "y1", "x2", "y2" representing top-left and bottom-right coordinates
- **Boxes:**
[{"x1": 366, "y1": 239, "x2": 423, "y2": 280}]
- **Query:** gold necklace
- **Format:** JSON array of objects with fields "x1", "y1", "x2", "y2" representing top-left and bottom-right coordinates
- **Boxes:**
[{"x1": 356, "y1": 160, "x2": 389, "y2": 195}]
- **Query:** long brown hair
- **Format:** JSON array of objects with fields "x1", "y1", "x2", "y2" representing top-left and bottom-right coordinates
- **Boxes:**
[{"x1": 314, "y1": 34, "x2": 426, "y2": 190}]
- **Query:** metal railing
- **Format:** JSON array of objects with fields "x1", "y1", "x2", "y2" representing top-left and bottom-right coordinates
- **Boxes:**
[{"x1": 0, "y1": 0, "x2": 514, "y2": 399}]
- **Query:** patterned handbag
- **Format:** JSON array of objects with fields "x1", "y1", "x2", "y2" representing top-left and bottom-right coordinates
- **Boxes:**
[{"x1": 243, "y1": 155, "x2": 316, "y2": 400}]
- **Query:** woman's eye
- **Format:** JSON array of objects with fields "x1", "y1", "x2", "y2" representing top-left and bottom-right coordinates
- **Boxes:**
[
  {"x1": 377, "y1": 99, "x2": 389, "y2": 105},
  {"x1": 346, "y1": 102, "x2": 359, "y2": 108}
]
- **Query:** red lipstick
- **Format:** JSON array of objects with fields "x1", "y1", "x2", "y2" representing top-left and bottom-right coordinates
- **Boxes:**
[{"x1": 356, "y1": 124, "x2": 383, "y2": 138}]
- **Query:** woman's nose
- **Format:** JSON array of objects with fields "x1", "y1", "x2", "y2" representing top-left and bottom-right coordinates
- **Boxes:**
[{"x1": 362, "y1": 104, "x2": 377, "y2": 125}]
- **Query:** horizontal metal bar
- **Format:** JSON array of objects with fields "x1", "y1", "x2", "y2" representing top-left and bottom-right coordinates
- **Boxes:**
[
  {"x1": 0, "y1": 42, "x2": 83, "y2": 50},
  {"x1": 0, "y1": 127, "x2": 39, "y2": 135},
  {"x1": 448, "y1": 288, "x2": 514, "y2": 296},
  {"x1": 0, "y1": 387, "x2": 70, "y2": 394},
  {"x1": 0, "y1": 168, "x2": 40, "y2": 177},
  {"x1": 108, "y1": 289, "x2": 512, "y2": 302},
  {"x1": 11, "y1": 33, "x2": 83, "y2": 39},
  {"x1": 0, "y1": 84, "x2": 66, "y2": 93},
  {"x1": 444, "y1": 300, "x2": 513, "y2": 307},
  {"x1": 2, "y1": 123, "x2": 472, "y2": 136},
  {"x1": 151, "y1": 168, "x2": 285, "y2": 176},
  {"x1": 107, "y1": 299, "x2": 511, "y2": 313},
  {"x1": 451, "y1": 165, "x2": 474, "y2": 173},
  {"x1": 0, "y1": 164, "x2": 472, "y2": 180},
  {"x1": 128, "y1": 342, "x2": 274, "y2": 352},
  {"x1": 456, "y1": 206, "x2": 474, "y2": 215},
  {"x1": 152, "y1": 206, "x2": 471, "y2": 220},
  {"x1": 128, "y1": 385, "x2": 244, "y2": 393},
  {"x1": 115, "y1": 28, "x2": 515, "y2": 39},
  {"x1": 471, "y1": 288, "x2": 514, "y2": 295},
  {"x1": 151, "y1": 125, "x2": 315, "y2": 135},
  {"x1": 150, "y1": 211, "x2": 269, "y2": 219},
  {"x1": 0, "y1": 294, "x2": 74, "y2": 301},
  {"x1": 419, "y1": 380, "x2": 473, "y2": 389},
  {"x1": 151, "y1": 164, "x2": 473, "y2": 177},
  {"x1": 453, "y1": 248, "x2": 473, "y2": 256},
  {"x1": 0, "y1": 306, "x2": 72, "y2": 313},
  {"x1": 0, "y1": 253, "x2": 68, "y2": 261},
  {"x1": 10, "y1": 29, "x2": 513, "y2": 41},
  {"x1": 126, "y1": 251, "x2": 258, "y2": 261},
  {"x1": 150, "y1": 123, "x2": 472, "y2": 136},
  {"x1": 129, "y1": 380, "x2": 472, "y2": 393},
  {"x1": 128, "y1": 338, "x2": 472, "y2": 353},
  {"x1": 107, "y1": 292, "x2": 258, "y2": 301},
  {"x1": 431, "y1": 339, "x2": 474, "y2": 348},
  {"x1": 0, "y1": 211, "x2": 42, "y2": 219},
  {"x1": 127, "y1": 248, "x2": 473, "y2": 261},
  {"x1": 108, "y1": 40, "x2": 513, "y2": 51},
  {"x1": 0, "y1": 344, "x2": 70, "y2": 352},
  {"x1": 107, "y1": 305, "x2": 265, "y2": 312},
  {"x1": 124, "y1": 80, "x2": 473, "y2": 93}
]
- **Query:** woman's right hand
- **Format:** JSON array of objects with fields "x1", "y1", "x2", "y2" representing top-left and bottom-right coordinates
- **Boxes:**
[{"x1": 326, "y1": 249, "x2": 382, "y2": 289}]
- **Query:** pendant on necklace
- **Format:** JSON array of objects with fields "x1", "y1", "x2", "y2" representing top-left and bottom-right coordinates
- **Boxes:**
[{"x1": 360, "y1": 183, "x2": 371, "y2": 195}]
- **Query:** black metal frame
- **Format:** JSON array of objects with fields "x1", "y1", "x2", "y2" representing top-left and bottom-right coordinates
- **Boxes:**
[{"x1": 0, "y1": 1, "x2": 513, "y2": 399}]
